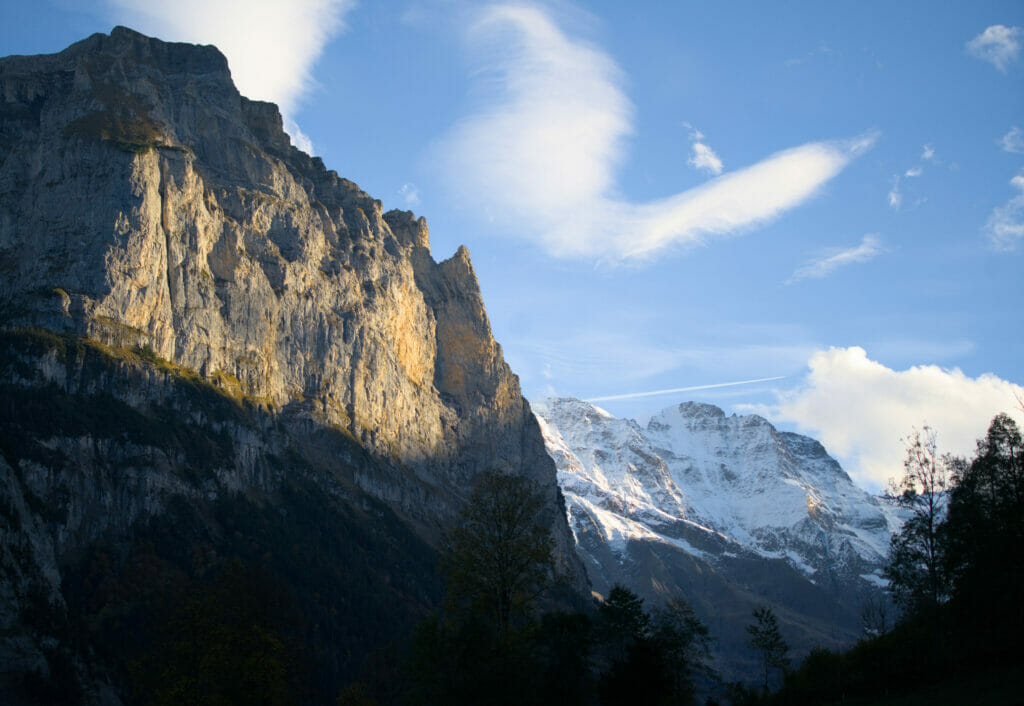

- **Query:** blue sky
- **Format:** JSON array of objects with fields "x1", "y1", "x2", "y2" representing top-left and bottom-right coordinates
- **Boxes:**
[{"x1": 2, "y1": 0, "x2": 1023, "y2": 490}]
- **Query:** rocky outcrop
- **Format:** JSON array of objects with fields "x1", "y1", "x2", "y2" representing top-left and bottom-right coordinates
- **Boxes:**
[{"x1": 0, "y1": 28, "x2": 585, "y2": 702}]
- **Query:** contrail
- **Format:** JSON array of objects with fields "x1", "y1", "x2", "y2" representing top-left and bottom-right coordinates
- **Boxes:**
[{"x1": 587, "y1": 376, "x2": 786, "y2": 402}]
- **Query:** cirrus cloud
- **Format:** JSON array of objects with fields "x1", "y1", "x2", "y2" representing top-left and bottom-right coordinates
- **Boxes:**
[
  {"x1": 434, "y1": 4, "x2": 873, "y2": 261},
  {"x1": 786, "y1": 234, "x2": 884, "y2": 285},
  {"x1": 749, "y1": 347, "x2": 1024, "y2": 491}
]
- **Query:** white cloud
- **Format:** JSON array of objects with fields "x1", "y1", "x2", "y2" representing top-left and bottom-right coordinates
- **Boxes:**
[
  {"x1": 398, "y1": 182, "x2": 421, "y2": 206},
  {"x1": 105, "y1": 0, "x2": 356, "y2": 152},
  {"x1": 1001, "y1": 126, "x2": 1024, "y2": 154},
  {"x1": 284, "y1": 116, "x2": 315, "y2": 154},
  {"x1": 682, "y1": 122, "x2": 705, "y2": 141},
  {"x1": 888, "y1": 177, "x2": 902, "y2": 209},
  {"x1": 434, "y1": 4, "x2": 872, "y2": 261},
  {"x1": 689, "y1": 142, "x2": 724, "y2": 176},
  {"x1": 966, "y1": 24, "x2": 1023, "y2": 72},
  {"x1": 684, "y1": 122, "x2": 723, "y2": 175},
  {"x1": 786, "y1": 234, "x2": 884, "y2": 284},
  {"x1": 890, "y1": 152, "x2": 930, "y2": 208},
  {"x1": 750, "y1": 347, "x2": 1024, "y2": 491},
  {"x1": 985, "y1": 172, "x2": 1024, "y2": 250}
]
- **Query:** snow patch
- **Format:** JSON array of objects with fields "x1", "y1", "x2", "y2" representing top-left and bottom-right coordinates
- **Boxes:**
[{"x1": 860, "y1": 573, "x2": 889, "y2": 588}]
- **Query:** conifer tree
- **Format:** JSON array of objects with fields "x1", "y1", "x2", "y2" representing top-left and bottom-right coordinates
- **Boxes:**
[
  {"x1": 943, "y1": 413, "x2": 1024, "y2": 652},
  {"x1": 746, "y1": 606, "x2": 788, "y2": 692}
]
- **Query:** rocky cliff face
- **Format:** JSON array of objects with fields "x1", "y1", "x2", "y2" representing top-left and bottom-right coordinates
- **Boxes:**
[
  {"x1": 0, "y1": 26, "x2": 560, "y2": 508},
  {"x1": 535, "y1": 397, "x2": 907, "y2": 681},
  {"x1": 0, "y1": 28, "x2": 584, "y2": 702},
  {"x1": 0, "y1": 24, "x2": 582, "y2": 545}
]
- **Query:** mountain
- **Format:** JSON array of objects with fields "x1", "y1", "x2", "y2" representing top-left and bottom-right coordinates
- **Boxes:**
[
  {"x1": 0, "y1": 28, "x2": 584, "y2": 703},
  {"x1": 534, "y1": 397, "x2": 907, "y2": 681}
]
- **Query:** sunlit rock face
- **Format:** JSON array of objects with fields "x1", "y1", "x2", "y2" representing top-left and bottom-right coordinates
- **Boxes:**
[
  {"x1": 535, "y1": 397, "x2": 908, "y2": 679},
  {"x1": 0, "y1": 27, "x2": 585, "y2": 698},
  {"x1": 0, "y1": 27, "x2": 553, "y2": 499}
]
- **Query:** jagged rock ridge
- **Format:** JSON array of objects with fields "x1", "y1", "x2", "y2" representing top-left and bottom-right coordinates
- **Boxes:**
[{"x1": 0, "y1": 28, "x2": 584, "y2": 702}]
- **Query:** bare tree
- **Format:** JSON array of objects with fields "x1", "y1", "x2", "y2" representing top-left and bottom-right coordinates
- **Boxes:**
[
  {"x1": 884, "y1": 427, "x2": 960, "y2": 612},
  {"x1": 859, "y1": 592, "x2": 889, "y2": 638}
]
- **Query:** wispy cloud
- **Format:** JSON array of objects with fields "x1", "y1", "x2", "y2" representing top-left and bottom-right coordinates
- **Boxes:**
[
  {"x1": 748, "y1": 347, "x2": 1024, "y2": 491},
  {"x1": 985, "y1": 172, "x2": 1024, "y2": 250},
  {"x1": 588, "y1": 376, "x2": 785, "y2": 402},
  {"x1": 966, "y1": 24, "x2": 1023, "y2": 72},
  {"x1": 509, "y1": 332, "x2": 688, "y2": 387},
  {"x1": 888, "y1": 176, "x2": 902, "y2": 209},
  {"x1": 507, "y1": 327, "x2": 819, "y2": 404},
  {"x1": 684, "y1": 123, "x2": 723, "y2": 175},
  {"x1": 889, "y1": 146, "x2": 933, "y2": 209},
  {"x1": 784, "y1": 40, "x2": 838, "y2": 68},
  {"x1": 1001, "y1": 126, "x2": 1024, "y2": 154},
  {"x1": 434, "y1": 4, "x2": 873, "y2": 261},
  {"x1": 105, "y1": 0, "x2": 356, "y2": 153},
  {"x1": 398, "y1": 182, "x2": 421, "y2": 206},
  {"x1": 689, "y1": 143, "x2": 724, "y2": 176},
  {"x1": 786, "y1": 234, "x2": 884, "y2": 284}
]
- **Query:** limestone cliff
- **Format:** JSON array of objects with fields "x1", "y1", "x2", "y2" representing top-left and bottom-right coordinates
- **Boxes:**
[{"x1": 0, "y1": 27, "x2": 585, "y2": 702}]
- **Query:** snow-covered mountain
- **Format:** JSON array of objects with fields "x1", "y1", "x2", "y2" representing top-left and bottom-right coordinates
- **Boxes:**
[{"x1": 534, "y1": 397, "x2": 907, "y2": 680}]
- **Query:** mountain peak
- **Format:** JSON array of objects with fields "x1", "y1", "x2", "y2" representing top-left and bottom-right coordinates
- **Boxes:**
[
  {"x1": 536, "y1": 398, "x2": 904, "y2": 583},
  {"x1": 677, "y1": 401, "x2": 726, "y2": 417},
  {"x1": 58, "y1": 25, "x2": 232, "y2": 78},
  {"x1": 535, "y1": 396, "x2": 615, "y2": 420}
]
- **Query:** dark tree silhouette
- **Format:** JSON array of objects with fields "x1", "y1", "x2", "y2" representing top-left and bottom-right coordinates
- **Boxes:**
[
  {"x1": 943, "y1": 413, "x2": 1024, "y2": 653},
  {"x1": 883, "y1": 427, "x2": 959, "y2": 613},
  {"x1": 746, "y1": 606, "x2": 788, "y2": 692},
  {"x1": 142, "y1": 561, "x2": 301, "y2": 706},
  {"x1": 650, "y1": 598, "x2": 712, "y2": 704},
  {"x1": 597, "y1": 585, "x2": 651, "y2": 663},
  {"x1": 759, "y1": 414, "x2": 1024, "y2": 706},
  {"x1": 441, "y1": 469, "x2": 554, "y2": 634},
  {"x1": 596, "y1": 587, "x2": 712, "y2": 706},
  {"x1": 859, "y1": 591, "x2": 890, "y2": 639}
]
